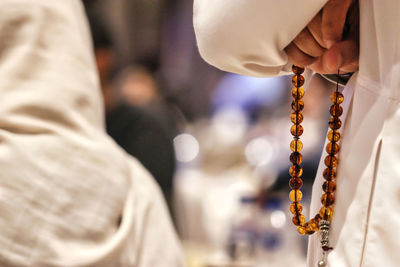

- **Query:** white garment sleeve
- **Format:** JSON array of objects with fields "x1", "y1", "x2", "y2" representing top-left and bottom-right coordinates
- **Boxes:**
[{"x1": 193, "y1": 0, "x2": 328, "y2": 77}]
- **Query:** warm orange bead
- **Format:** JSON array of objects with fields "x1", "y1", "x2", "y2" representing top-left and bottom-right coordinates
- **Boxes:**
[
  {"x1": 331, "y1": 91, "x2": 344, "y2": 104},
  {"x1": 291, "y1": 100, "x2": 304, "y2": 112},
  {"x1": 327, "y1": 130, "x2": 340, "y2": 142},
  {"x1": 290, "y1": 140, "x2": 303, "y2": 152},
  {"x1": 324, "y1": 155, "x2": 338, "y2": 167},
  {"x1": 289, "y1": 189, "x2": 303, "y2": 202},
  {"x1": 308, "y1": 219, "x2": 319, "y2": 231},
  {"x1": 305, "y1": 224, "x2": 316, "y2": 234},
  {"x1": 290, "y1": 112, "x2": 304, "y2": 124},
  {"x1": 289, "y1": 177, "x2": 303, "y2": 189},
  {"x1": 297, "y1": 226, "x2": 307, "y2": 235},
  {"x1": 319, "y1": 206, "x2": 334, "y2": 221},
  {"x1": 290, "y1": 152, "x2": 303, "y2": 165},
  {"x1": 292, "y1": 75, "x2": 305, "y2": 87},
  {"x1": 322, "y1": 181, "x2": 337, "y2": 192},
  {"x1": 321, "y1": 193, "x2": 335, "y2": 206},
  {"x1": 290, "y1": 124, "x2": 304, "y2": 136},
  {"x1": 329, "y1": 117, "x2": 342, "y2": 130},
  {"x1": 289, "y1": 165, "x2": 303, "y2": 177},
  {"x1": 323, "y1": 168, "x2": 337, "y2": 181},
  {"x1": 292, "y1": 214, "x2": 306, "y2": 226},
  {"x1": 314, "y1": 214, "x2": 322, "y2": 224},
  {"x1": 290, "y1": 202, "x2": 303, "y2": 214},
  {"x1": 292, "y1": 65, "x2": 305, "y2": 74},
  {"x1": 292, "y1": 87, "x2": 305, "y2": 100},
  {"x1": 326, "y1": 142, "x2": 339, "y2": 154},
  {"x1": 330, "y1": 104, "x2": 343, "y2": 116}
]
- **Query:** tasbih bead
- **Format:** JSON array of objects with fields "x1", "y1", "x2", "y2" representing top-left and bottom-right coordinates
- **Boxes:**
[
  {"x1": 289, "y1": 165, "x2": 303, "y2": 176},
  {"x1": 290, "y1": 140, "x2": 303, "y2": 152},
  {"x1": 292, "y1": 214, "x2": 305, "y2": 226},
  {"x1": 330, "y1": 104, "x2": 343, "y2": 117},
  {"x1": 290, "y1": 112, "x2": 304, "y2": 124},
  {"x1": 321, "y1": 193, "x2": 335, "y2": 206},
  {"x1": 289, "y1": 189, "x2": 303, "y2": 202},
  {"x1": 292, "y1": 87, "x2": 305, "y2": 99},
  {"x1": 305, "y1": 223, "x2": 316, "y2": 234},
  {"x1": 324, "y1": 155, "x2": 338, "y2": 167},
  {"x1": 292, "y1": 65, "x2": 305, "y2": 74},
  {"x1": 290, "y1": 124, "x2": 304, "y2": 136},
  {"x1": 290, "y1": 202, "x2": 303, "y2": 214},
  {"x1": 322, "y1": 181, "x2": 337, "y2": 192},
  {"x1": 291, "y1": 100, "x2": 304, "y2": 111},
  {"x1": 290, "y1": 152, "x2": 303, "y2": 165},
  {"x1": 330, "y1": 91, "x2": 344, "y2": 104},
  {"x1": 292, "y1": 75, "x2": 305, "y2": 87},
  {"x1": 326, "y1": 142, "x2": 339, "y2": 154},
  {"x1": 319, "y1": 206, "x2": 334, "y2": 221},
  {"x1": 308, "y1": 219, "x2": 319, "y2": 231},
  {"x1": 327, "y1": 130, "x2": 340, "y2": 142},
  {"x1": 329, "y1": 117, "x2": 342, "y2": 130},
  {"x1": 289, "y1": 177, "x2": 303, "y2": 189},
  {"x1": 297, "y1": 226, "x2": 307, "y2": 235},
  {"x1": 323, "y1": 168, "x2": 337, "y2": 181}
]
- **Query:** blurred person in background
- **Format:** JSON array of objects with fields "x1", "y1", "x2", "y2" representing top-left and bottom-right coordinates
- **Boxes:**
[
  {"x1": 86, "y1": 8, "x2": 178, "y2": 212},
  {"x1": 0, "y1": 1, "x2": 184, "y2": 266}
]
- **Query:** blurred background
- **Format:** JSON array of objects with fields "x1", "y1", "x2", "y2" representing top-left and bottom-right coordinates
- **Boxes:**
[{"x1": 83, "y1": 1, "x2": 335, "y2": 266}]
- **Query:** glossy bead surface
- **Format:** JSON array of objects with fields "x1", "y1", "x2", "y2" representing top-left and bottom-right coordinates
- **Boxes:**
[
  {"x1": 329, "y1": 117, "x2": 342, "y2": 130},
  {"x1": 290, "y1": 203, "x2": 303, "y2": 214},
  {"x1": 327, "y1": 130, "x2": 340, "y2": 142},
  {"x1": 290, "y1": 152, "x2": 303, "y2": 165},
  {"x1": 292, "y1": 87, "x2": 305, "y2": 99},
  {"x1": 292, "y1": 214, "x2": 305, "y2": 226},
  {"x1": 326, "y1": 142, "x2": 339, "y2": 154},
  {"x1": 324, "y1": 155, "x2": 338, "y2": 167},
  {"x1": 291, "y1": 100, "x2": 304, "y2": 112},
  {"x1": 290, "y1": 124, "x2": 304, "y2": 136},
  {"x1": 289, "y1": 165, "x2": 303, "y2": 176},
  {"x1": 322, "y1": 181, "x2": 337, "y2": 192},
  {"x1": 292, "y1": 75, "x2": 305, "y2": 87},
  {"x1": 319, "y1": 206, "x2": 334, "y2": 221},
  {"x1": 297, "y1": 226, "x2": 307, "y2": 235},
  {"x1": 289, "y1": 189, "x2": 303, "y2": 202},
  {"x1": 323, "y1": 168, "x2": 336, "y2": 180},
  {"x1": 290, "y1": 140, "x2": 303, "y2": 152},
  {"x1": 308, "y1": 219, "x2": 319, "y2": 231},
  {"x1": 292, "y1": 65, "x2": 305, "y2": 74},
  {"x1": 289, "y1": 177, "x2": 303, "y2": 189},
  {"x1": 321, "y1": 193, "x2": 335, "y2": 206},
  {"x1": 330, "y1": 104, "x2": 343, "y2": 116},
  {"x1": 290, "y1": 112, "x2": 303, "y2": 124},
  {"x1": 331, "y1": 91, "x2": 344, "y2": 104}
]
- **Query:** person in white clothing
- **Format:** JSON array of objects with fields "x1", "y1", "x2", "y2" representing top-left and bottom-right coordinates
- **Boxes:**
[
  {"x1": 0, "y1": 1, "x2": 184, "y2": 266},
  {"x1": 194, "y1": 0, "x2": 400, "y2": 266}
]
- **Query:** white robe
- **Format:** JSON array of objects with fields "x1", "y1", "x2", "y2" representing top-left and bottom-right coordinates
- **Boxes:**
[
  {"x1": 194, "y1": 0, "x2": 400, "y2": 266},
  {"x1": 0, "y1": 1, "x2": 183, "y2": 266}
]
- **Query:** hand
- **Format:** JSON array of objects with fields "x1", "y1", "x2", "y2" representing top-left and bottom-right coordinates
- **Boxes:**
[{"x1": 284, "y1": 0, "x2": 359, "y2": 74}]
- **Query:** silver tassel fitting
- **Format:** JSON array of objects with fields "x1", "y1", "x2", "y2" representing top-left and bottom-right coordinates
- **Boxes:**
[{"x1": 319, "y1": 220, "x2": 332, "y2": 251}]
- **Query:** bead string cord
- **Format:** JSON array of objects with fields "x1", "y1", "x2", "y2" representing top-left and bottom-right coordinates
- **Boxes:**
[{"x1": 289, "y1": 66, "x2": 344, "y2": 236}]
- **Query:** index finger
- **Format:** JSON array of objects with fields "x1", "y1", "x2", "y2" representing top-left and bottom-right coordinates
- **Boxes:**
[{"x1": 321, "y1": 0, "x2": 353, "y2": 47}]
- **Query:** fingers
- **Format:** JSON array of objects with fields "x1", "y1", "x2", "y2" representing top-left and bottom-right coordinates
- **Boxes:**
[
  {"x1": 321, "y1": 0, "x2": 353, "y2": 47},
  {"x1": 284, "y1": 42, "x2": 316, "y2": 67},
  {"x1": 293, "y1": 28, "x2": 326, "y2": 57},
  {"x1": 309, "y1": 39, "x2": 359, "y2": 74}
]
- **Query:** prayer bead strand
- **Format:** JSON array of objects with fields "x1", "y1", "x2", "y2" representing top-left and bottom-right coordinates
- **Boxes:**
[{"x1": 288, "y1": 65, "x2": 343, "y2": 236}]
